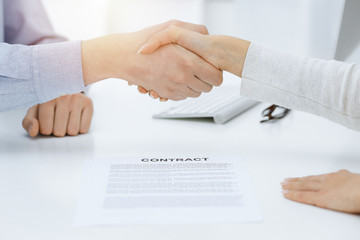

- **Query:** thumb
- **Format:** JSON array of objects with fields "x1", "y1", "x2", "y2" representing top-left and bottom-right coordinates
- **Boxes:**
[
  {"x1": 137, "y1": 25, "x2": 204, "y2": 54},
  {"x1": 22, "y1": 105, "x2": 40, "y2": 137}
]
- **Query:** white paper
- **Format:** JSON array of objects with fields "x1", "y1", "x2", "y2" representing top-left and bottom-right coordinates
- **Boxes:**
[{"x1": 74, "y1": 157, "x2": 263, "y2": 226}]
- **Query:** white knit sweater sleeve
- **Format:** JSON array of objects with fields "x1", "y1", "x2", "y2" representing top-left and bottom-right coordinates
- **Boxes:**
[{"x1": 240, "y1": 42, "x2": 360, "y2": 130}]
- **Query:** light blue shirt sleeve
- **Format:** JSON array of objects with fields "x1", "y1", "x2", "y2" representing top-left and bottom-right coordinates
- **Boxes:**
[{"x1": 0, "y1": 0, "x2": 86, "y2": 112}]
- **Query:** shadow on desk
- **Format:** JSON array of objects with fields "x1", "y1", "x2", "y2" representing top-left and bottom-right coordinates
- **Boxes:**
[
  {"x1": 0, "y1": 134, "x2": 95, "y2": 156},
  {"x1": 0, "y1": 108, "x2": 95, "y2": 156}
]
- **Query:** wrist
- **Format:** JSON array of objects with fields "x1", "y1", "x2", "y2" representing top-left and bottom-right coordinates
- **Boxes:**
[
  {"x1": 81, "y1": 33, "x2": 134, "y2": 85},
  {"x1": 81, "y1": 39, "x2": 105, "y2": 85},
  {"x1": 213, "y1": 36, "x2": 250, "y2": 78}
]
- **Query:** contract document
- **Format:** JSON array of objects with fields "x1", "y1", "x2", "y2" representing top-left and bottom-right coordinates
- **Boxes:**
[{"x1": 74, "y1": 157, "x2": 263, "y2": 226}]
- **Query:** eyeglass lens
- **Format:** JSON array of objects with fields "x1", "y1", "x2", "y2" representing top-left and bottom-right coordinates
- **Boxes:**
[{"x1": 261, "y1": 104, "x2": 290, "y2": 123}]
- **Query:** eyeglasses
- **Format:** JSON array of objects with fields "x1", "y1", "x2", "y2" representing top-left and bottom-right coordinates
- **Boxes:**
[{"x1": 260, "y1": 104, "x2": 291, "y2": 123}]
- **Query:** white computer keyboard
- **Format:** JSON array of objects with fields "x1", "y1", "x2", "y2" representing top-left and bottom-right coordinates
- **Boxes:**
[{"x1": 153, "y1": 86, "x2": 258, "y2": 124}]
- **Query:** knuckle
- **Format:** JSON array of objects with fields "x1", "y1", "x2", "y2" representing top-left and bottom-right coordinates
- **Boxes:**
[
  {"x1": 204, "y1": 85, "x2": 213, "y2": 93},
  {"x1": 79, "y1": 127, "x2": 90, "y2": 134},
  {"x1": 184, "y1": 58, "x2": 195, "y2": 67},
  {"x1": 168, "y1": 24, "x2": 178, "y2": 33},
  {"x1": 40, "y1": 127, "x2": 52, "y2": 136},
  {"x1": 295, "y1": 192, "x2": 306, "y2": 201},
  {"x1": 281, "y1": 184, "x2": 290, "y2": 190},
  {"x1": 166, "y1": 25, "x2": 180, "y2": 41},
  {"x1": 45, "y1": 98, "x2": 56, "y2": 105},
  {"x1": 317, "y1": 190, "x2": 327, "y2": 197},
  {"x1": 176, "y1": 76, "x2": 189, "y2": 84},
  {"x1": 53, "y1": 130, "x2": 66, "y2": 138},
  {"x1": 324, "y1": 173, "x2": 336, "y2": 180},
  {"x1": 69, "y1": 93, "x2": 83, "y2": 104},
  {"x1": 73, "y1": 93, "x2": 83, "y2": 101},
  {"x1": 214, "y1": 73, "x2": 224, "y2": 86},
  {"x1": 284, "y1": 191, "x2": 292, "y2": 198},
  {"x1": 290, "y1": 191, "x2": 301, "y2": 200},
  {"x1": 168, "y1": 25, "x2": 178, "y2": 35},
  {"x1": 166, "y1": 91, "x2": 181, "y2": 101},
  {"x1": 67, "y1": 128, "x2": 79, "y2": 136},
  {"x1": 168, "y1": 19, "x2": 180, "y2": 26},
  {"x1": 55, "y1": 97, "x2": 69, "y2": 107},
  {"x1": 194, "y1": 92, "x2": 201, "y2": 98},
  {"x1": 39, "y1": 102, "x2": 53, "y2": 112},
  {"x1": 304, "y1": 177, "x2": 312, "y2": 182},
  {"x1": 168, "y1": 24, "x2": 177, "y2": 31},
  {"x1": 83, "y1": 97, "x2": 93, "y2": 108},
  {"x1": 198, "y1": 25, "x2": 209, "y2": 34},
  {"x1": 165, "y1": 87, "x2": 175, "y2": 95},
  {"x1": 22, "y1": 117, "x2": 30, "y2": 126},
  {"x1": 284, "y1": 182, "x2": 293, "y2": 189},
  {"x1": 301, "y1": 182, "x2": 309, "y2": 188},
  {"x1": 60, "y1": 94, "x2": 71, "y2": 102}
]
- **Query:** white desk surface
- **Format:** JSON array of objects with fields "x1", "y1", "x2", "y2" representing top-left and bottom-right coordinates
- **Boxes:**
[{"x1": 1, "y1": 80, "x2": 360, "y2": 240}]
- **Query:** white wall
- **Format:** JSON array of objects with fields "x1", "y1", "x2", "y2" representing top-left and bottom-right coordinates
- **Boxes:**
[
  {"x1": 42, "y1": 0, "x2": 108, "y2": 40},
  {"x1": 39, "y1": 0, "x2": 358, "y2": 110},
  {"x1": 107, "y1": 0, "x2": 205, "y2": 34},
  {"x1": 42, "y1": 0, "x2": 346, "y2": 59}
]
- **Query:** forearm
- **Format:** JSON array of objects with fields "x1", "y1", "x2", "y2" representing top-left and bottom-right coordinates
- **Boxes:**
[
  {"x1": 81, "y1": 25, "x2": 175, "y2": 85},
  {"x1": 81, "y1": 33, "x2": 133, "y2": 85},
  {"x1": 240, "y1": 43, "x2": 360, "y2": 130},
  {"x1": 210, "y1": 36, "x2": 360, "y2": 130}
]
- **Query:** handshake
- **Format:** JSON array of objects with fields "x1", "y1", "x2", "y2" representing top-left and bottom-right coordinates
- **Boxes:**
[
  {"x1": 23, "y1": 20, "x2": 251, "y2": 138},
  {"x1": 82, "y1": 20, "x2": 248, "y2": 101}
]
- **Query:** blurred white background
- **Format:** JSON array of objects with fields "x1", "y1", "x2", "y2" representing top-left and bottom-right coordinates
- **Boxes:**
[
  {"x1": 41, "y1": 0, "x2": 353, "y2": 108},
  {"x1": 42, "y1": 0, "x2": 347, "y2": 59}
]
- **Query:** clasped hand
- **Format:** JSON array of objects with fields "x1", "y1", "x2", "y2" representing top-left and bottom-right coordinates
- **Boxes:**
[
  {"x1": 22, "y1": 21, "x2": 223, "y2": 137},
  {"x1": 131, "y1": 21, "x2": 223, "y2": 101},
  {"x1": 82, "y1": 20, "x2": 223, "y2": 102},
  {"x1": 135, "y1": 22, "x2": 226, "y2": 100}
]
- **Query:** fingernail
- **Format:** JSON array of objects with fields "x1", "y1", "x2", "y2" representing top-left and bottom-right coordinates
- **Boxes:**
[
  {"x1": 149, "y1": 92, "x2": 156, "y2": 99},
  {"x1": 137, "y1": 43, "x2": 149, "y2": 54},
  {"x1": 280, "y1": 182, "x2": 288, "y2": 186},
  {"x1": 282, "y1": 190, "x2": 289, "y2": 194},
  {"x1": 28, "y1": 123, "x2": 33, "y2": 133},
  {"x1": 283, "y1": 178, "x2": 293, "y2": 182},
  {"x1": 160, "y1": 98, "x2": 167, "y2": 102},
  {"x1": 138, "y1": 87, "x2": 148, "y2": 94}
]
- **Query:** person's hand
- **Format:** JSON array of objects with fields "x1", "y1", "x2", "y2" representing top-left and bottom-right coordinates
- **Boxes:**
[
  {"x1": 137, "y1": 86, "x2": 169, "y2": 102},
  {"x1": 281, "y1": 170, "x2": 360, "y2": 213},
  {"x1": 81, "y1": 20, "x2": 223, "y2": 101},
  {"x1": 137, "y1": 23, "x2": 250, "y2": 78},
  {"x1": 22, "y1": 93, "x2": 93, "y2": 137}
]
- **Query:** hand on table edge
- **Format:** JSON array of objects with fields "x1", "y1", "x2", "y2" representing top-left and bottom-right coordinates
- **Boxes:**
[
  {"x1": 281, "y1": 170, "x2": 360, "y2": 214},
  {"x1": 22, "y1": 92, "x2": 93, "y2": 138}
]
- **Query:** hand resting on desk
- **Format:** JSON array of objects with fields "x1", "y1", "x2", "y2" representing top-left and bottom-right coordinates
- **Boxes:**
[
  {"x1": 282, "y1": 170, "x2": 360, "y2": 214},
  {"x1": 22, "y1": 93, "x2": 93, "y2": 138}
]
